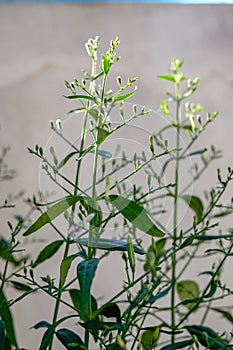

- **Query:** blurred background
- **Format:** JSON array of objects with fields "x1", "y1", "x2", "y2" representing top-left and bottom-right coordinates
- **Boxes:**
[{"x1": 0, "y1": 2, "x2": 233, "y2": 349}]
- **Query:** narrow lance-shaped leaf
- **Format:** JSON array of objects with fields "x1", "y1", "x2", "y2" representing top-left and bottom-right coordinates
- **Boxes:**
[
  {"x1": 127, "y1": 236, "x2": 135, "y2": 273},
  {"x1": 56, "y1": 328, "x2": 84, "y2": 350},
  {"x1": 10, "y1": 281, "x2": 32, "y2": 292},
  {"x1": 77, "y1": 237, "x2": 145, "y2": 255},
  {"x1": 160, "y1": 339, "x2": 194, "y2": 350},
  {"x1": 59, "y1": 254, "x2": 79, "y2": 289},
  {"x1": 69, "y1": 289, "x2": 98, "y2": 316},
  {"x1": 211, "y1": 209, "x2": 233, "y2": 218},
  {"x1": 57, "y1": 152, "x2": 78, "y2": 170},
  {"x1": 23, "y1": 195, "x2": 83, "y2": 236},
  {"x1": 38, "y1": 324, "x2": 56, "y2": 350},
  {"x1": 0, "y1": 320, "x2": 5, "y2": 350},
  {"x1": 64, "y1": 94, "x2": 94, "y2": 101},
  {"x1": 186, "y1": 325, "x2": 229, "y2": 350},
  {"x1": 32, "y1": 240, "x2": 63, "y2": 267},
  {"x1": 32, "y1": 321, "x2": 51, "y2": 330},
  {"x1": 108, "y1": 88, "x2": 137, "y2": 102},
  {"x1": 98, "y1": 303, "x2": 121, "y2": 322},
  {"x1": 0, "y1": 290, "x2": 17, "y2": 347},
  {"x1": 81, "y1": 319, "x2": 123, "y2": 331},
  {"x1": 77, "y1": 258, "x2": 99, "y2": 320},
  {"x1": 157, "y1": 75, "x2": 176, "y2": 83},
  {"x1": 181, "y1": 195, "x2": 203, "y2": 222},
  {"x1": 148, "y1": 285, "x2": 172, "y2": 304},
  {"x1": 211, "y1": 308, "x2": 233, "y2": 324},
  {"x1": 9, "y1": 288, "x2": 39, "y2": 307},
  {"x1": 195, "y1": 233, "x2": 233, "y2": 240},
  {"x1": 37, "y1": 316, "x2": 78, "y2": 350},
  {"x1": 204, "y1": 279, "x2": 218, "y2": 299},
  {"x1": 2, "y1": 336, "x2": 11, "y2": 350},
  {"x1": 0, "y1": 237, "x2": 20, "y2": 266},
  {"x1": 109, "y1": 195, "x2": 164, "y2": 237}
]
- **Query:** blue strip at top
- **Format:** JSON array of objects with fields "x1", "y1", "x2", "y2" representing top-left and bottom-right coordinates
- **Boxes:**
[{"x1": 0, "y1": 0, "x2": 232, "y2": 3}]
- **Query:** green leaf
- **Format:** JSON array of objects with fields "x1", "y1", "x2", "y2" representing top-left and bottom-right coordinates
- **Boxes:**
[
  {"x1": 37, "y1": 316, "x2": 77, "y2": 350},
  {"x1": 98, "y1": 303, "x2": 121, "y2": 322},
  {"x1": 211, "y1": 210, "x2": 233, "y2": 218},
  {"x1": 160, "y1": 339, "x2": 194, "y2": 350},
  {"x1": 81, "y1": 319, "x2": 123, "y2": 331},
  {"x1": 23, "y1": 196, "x2": 83, "y2": 236},
  {"x1": 180, "y1": 235, "x2": 195, "y2": 249},
  {"x1": 157, "y1": 75, "x2": 176, "y2": 83},
  {"x1": 186, "y1": 325, "x2": 229, "y2": 350},
  {"x1": 177, "y1": 280, "x2": 199, "y2": 310},
  {"x1": 187, "y1": 148, "x2": 207, "y2": 157},
  {"x1": 195, "y1": 234, "x2": 233, "y2": 240},
  {"x1": 204, "y1": 279, "x2": 218, "y2": 299},
  {"x1": 10, "y1": 288, "x2": 38, "y2": 307},
  {"x1": 109, "y1": 89, "x2": 137, "y2": 102},
  {"x1": 68, "y1": 289, "x2": 98, "y2": 316},
  {"x1": 102, "y1": 55, "x2": 110, "y2": 74},
  {"x1": 96, "y1": 149, "x2": 112, "y2": 158},
  {"x1": 59, "y1": 254, "x2": 79, "y2": 289},
  {"x1": 84, "y1": 144, "x2": 112, "y2": 159},
  {"x1": 77, "y1": 237, "x2": 144, "y2": 255},
  {"x1": 0, "y1": 237, "x2": 19, "y2": 266},
  {"x1": 57, "y1": 152, "x2": 78, "y2": 170},
  {"x1": 96, "y1": 128, "x2": 109, "y2": 144},
  {"x1": 127, "y1": 236, "x2": 135, "y2": 273},
  {"x1": 10, "y1": 281, "x2": 32, "y2": 292},
  {"x1": 39, "y1": 324, "x2": 56, "y2": 350},
  {"x1": 211, "y1": 308, "x2": 233, "y2": 324},
  {"x1": 32, "y1": 321, "x2": 51, "y2": 329},
  {"x1": 56, "y1": 328, "x2": 84, "y2": 350},
  {"x1": 32, "y1": 240, "x2": 63, "y2": 267},
  {"x1": 148, "y1": 285, "x2": 172, "y2": 304},
  {"x1": 88, "y1": 108, "x2": 99, "y2": 120},
  {"x1": 3, "y1": 336, "x2": 11, "y2": 350},
  {"x1": 0, "y1": 320, "x2": 5, "y2": 350},
  {"x1": 181, "y1": 195, "x2": 203, "y2": 222},
  {"x1": 109, "y1": 195, "x2": 164, "y2": 237},
  {"x1": 64, "y1": 95, "x2": 93, "y2": 101},
  {"x1": 77, "y1": 258, "x2": 99, "y2": 320},
  {"x1": 141, "y1": 328, "x2": 160, "y2": 350},
  {"x1": 0, "y1": 291, "x2": 17, "y2": 347}
]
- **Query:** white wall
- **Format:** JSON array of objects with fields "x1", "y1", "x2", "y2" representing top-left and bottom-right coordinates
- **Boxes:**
[{"x1": 0, "y1": 4, "x2": 233, "y2": 349}]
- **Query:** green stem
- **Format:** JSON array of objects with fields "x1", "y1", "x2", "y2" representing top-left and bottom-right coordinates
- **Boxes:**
[
  {"x1": 48, "y1": 241, "x2": 70, "y2": 350},
  {"x1": 0, "y1": 242, "x2": 12, "y2": 296},
  {"x1": 200, "y1": 300, "x2": 212, "y2": 325},
  {"x1": 171, "y1": 92, "x2": 181, "y2": 343},
  {"x1": 48, "y1": 55, "x2": 97, "y2": 350},
  {"x1": 84, "y1": 328, "x2": 89, "y2": 348},
  {"x1": 177, "y1": 239, "x2": 233, "y2": 328},
  {"x1": 71, "y1": 58, "x2": 97, "y2": 217}
]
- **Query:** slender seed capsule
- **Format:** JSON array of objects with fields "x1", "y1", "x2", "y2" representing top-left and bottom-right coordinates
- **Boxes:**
[{"x1": 127, "y1": 236, "x2": 135, "y2": 274}]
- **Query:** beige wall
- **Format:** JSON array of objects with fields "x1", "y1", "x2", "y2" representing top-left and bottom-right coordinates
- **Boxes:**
[{"x1": 0, "y1": 4, "x2": 233, "y2": 349}]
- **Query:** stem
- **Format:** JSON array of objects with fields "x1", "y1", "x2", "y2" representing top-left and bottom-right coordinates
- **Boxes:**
[
  {"x1": 0, "y1": 241, "x2": 12, "y2": 296},
  {"x1": 49, "y1": 241, "x2": 70, "y2": 350},
  {"x1": 177, "y1": 239, "x2": 233, "y2": 328},
  {"x1": 48, "y1": 54, "x2": 97, "y2": 350},
  {"x1": 72, "y1": 57, "x2": 97, "y2": 217},
  {"x1": 84, "y1": 329, "x2": 89, "y2": 348},
  {"x1": 171, "y1": 90, "x2": 181, "y2": 343},
  {"x1": 200, "y1": 299, "x2": 212, "y2": 325},
  {"x1": 87, "y1": 141, "x2": 99, "y2": 259}
]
